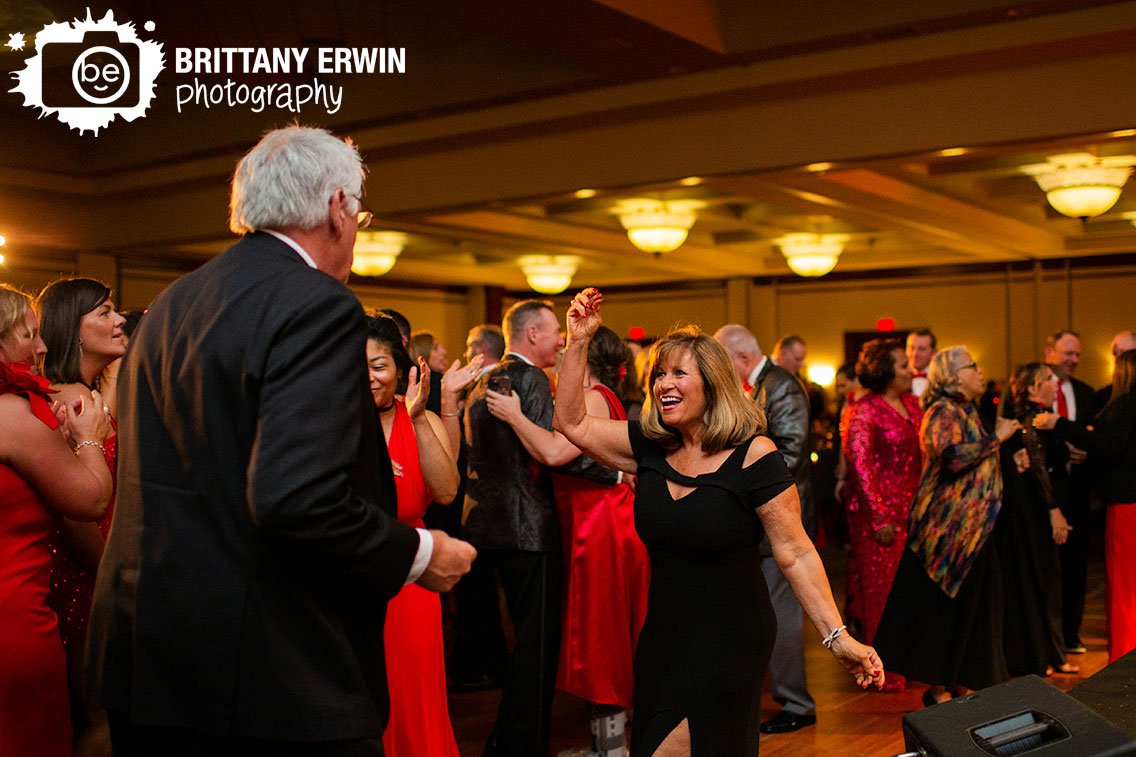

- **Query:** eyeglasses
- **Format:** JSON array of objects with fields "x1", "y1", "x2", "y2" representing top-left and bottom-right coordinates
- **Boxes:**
[
  {"x1": 351, "y1": 194, "x2": 374, "y2": 228},
  {"x1": 958, "y1": 361, "x2": 978, "y2": 372}
]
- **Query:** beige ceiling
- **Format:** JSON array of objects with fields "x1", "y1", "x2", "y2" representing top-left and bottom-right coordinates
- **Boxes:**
[{"x1": 2, "y1": 0, "x2": 1136, "y2": 291}]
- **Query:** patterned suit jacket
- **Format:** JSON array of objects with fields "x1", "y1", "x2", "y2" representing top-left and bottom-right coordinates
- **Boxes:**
[{"x1": 462, "y1": 354, "x2": 618, "y2": 552}]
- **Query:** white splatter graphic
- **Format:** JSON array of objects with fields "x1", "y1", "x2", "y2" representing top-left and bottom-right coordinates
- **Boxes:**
[
  {"x1": 6, "y1": 32, "x2": 25, "y2": 51},
  {"x1": 10, "y1": 9, "x2": 164, "y2": 135}
]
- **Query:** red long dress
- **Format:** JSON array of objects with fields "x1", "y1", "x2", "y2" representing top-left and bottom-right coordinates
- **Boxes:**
[
  {"x1": 841, "y1": 392, "x2": 923, "y2": 645},
  {"x1": 551, "y1": 384, "x2": 650, "y2": 708},
  {"x1": 381, "y1": 399, "x2": 459, "y2": 757},
  {"x1": 0, "y1": 362, "x2": 71, "y2": 757}
]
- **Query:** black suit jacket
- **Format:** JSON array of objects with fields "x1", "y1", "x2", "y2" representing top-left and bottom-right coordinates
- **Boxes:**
[
  {"x1": 462, "y1": 355, "x2": 618, "y2": 552},
  {"x1": 751, "y1": 360, "x2": 816, "y2": 553},
  {"x1": 84, "y1": 232, "x2": 421, "y2": 740},
  {"x1": 1064, "y1": 376, "x2": 1099, "y2": 513}
]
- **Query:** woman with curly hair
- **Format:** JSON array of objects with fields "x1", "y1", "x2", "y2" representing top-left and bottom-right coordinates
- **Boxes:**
[
  {"x1": 875, "y1": 347, "x2": 1019, "y2": 706},
  {"x1": 840, "y1": 339, "x2": 922, "y2": 673}
]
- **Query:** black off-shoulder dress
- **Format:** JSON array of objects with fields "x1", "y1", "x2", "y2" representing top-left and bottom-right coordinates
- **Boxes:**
[{"x1": 627, "y1": 422, "x2": 794, "y2": 756}]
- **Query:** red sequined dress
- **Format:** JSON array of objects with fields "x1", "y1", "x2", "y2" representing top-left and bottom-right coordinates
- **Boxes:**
[
  {"x1": 551, "y1": 383, "x2": 650, "y2": 708},
  {"x1": 840, "y1": 391, "x2": 923, "y2": 644},
  {"x1": 0, "y1": 361, "x2": 71, "y2": 757},
  {"x1": 47, "y1": 411, "x2": 116, "y2": 656},
  {"x1": 381, "y1": 399, "x2": 459, "y2": 757}
]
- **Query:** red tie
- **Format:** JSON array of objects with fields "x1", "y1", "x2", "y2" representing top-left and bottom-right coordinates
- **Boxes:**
[
  {"x1": 913, "y1": 371, "x2": 927, "y2": 379},
  {"x1": 1056, "y1": 379, "x2": 1069, "y2": 419},
  {"x1": 742, "y1": 381, "x2": 753, "y2": 394}
]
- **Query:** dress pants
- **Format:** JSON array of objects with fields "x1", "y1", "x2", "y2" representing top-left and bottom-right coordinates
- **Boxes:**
[
  {"x1": 482, "y1": 548, "x2": 562, "y2": 757},
  {"x1": 106, "y1": 710, "x2": 381, "y2": 756},
  {"x1": 761, "y1": 557, "x2": 816, "y2": 716}
]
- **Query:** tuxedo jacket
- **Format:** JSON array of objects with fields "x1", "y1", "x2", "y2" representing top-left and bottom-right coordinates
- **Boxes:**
[
  {"x1": 84, "y1": 232, "x2": 421, "y2": 740},
  {"x1": 751, "y1": 360, "x2": 816, "y2": 552},
  {"x1": 462, "y1": 356, "x2": 618, "y2": 552},
  {"x1": 1064, "y1": 376, "x2": 1100, "y2": 512}
]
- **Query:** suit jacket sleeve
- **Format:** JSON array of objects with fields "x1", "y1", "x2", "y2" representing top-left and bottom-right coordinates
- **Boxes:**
[
  {"x1": 248, "y1": 283, "x2": 419, "y2": 597},
  {"x1": 764, "y1": 377, "x2": 809, "y2": 478}
]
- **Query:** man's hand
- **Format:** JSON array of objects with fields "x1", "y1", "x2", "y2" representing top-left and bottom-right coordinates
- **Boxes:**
[
  {"x1": 1013, "y1": 448, "x2": 1030, "y2": 473},
  {"x1": 416, "y1": 530, "x2": 476, "y2": 593}
]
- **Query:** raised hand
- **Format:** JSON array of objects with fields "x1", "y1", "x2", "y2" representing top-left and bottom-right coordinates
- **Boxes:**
[
  {"x1": 405, "y1": 358, "x2": 430, "y2": 419},
  {"x1": 441, "y1": 354, "x2": 485, "y2": 398},
  {"x1": 566, "y1": 287, "x2": 604, "y2": 343}
]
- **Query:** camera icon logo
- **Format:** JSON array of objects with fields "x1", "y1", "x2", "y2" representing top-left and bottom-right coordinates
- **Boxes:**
[
  {"x1": 43, "y1": 31, "x2": 140, "y2": 108},
  {"x1": 10, "y1": 10, "x2": 164, "y2": 135}
]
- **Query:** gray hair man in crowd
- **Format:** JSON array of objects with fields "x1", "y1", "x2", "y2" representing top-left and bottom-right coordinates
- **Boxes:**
[
  {"x1": 85, "y1": 125, "x2": 475, "y2": 756},
  {"x1": 714, "y1": 324, "x2": 817, "y2": 735}
]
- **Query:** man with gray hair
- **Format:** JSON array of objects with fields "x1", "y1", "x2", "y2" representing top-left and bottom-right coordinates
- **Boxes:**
[
  {"x1": 713, "y1": 324, "x2": 817, "y2": 734},
  {"x1": 86, "y1": 126, "x2": 475, "y2": 755}
]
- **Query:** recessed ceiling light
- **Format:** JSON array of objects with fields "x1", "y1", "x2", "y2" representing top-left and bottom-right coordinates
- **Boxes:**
[
  {"x1": 806, "y1": 162, "x2": 833, "y2": 173},
  {"x1": 1110, "y1": 129, "x2": 1136, "y2": 138},
  {"x1": 679, "y1": 177, "x2": 702, "y2": 186},
  {"x1": 939, "y1": 147, "x2": 968, "y2": 157},
  {"x1": 574, "y1": 189, "x2": 597, "y2": 199}
]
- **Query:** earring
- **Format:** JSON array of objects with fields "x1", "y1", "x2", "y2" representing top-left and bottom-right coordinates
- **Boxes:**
[{"x1": 78, "y1": 337, "x2": 84, "y2": 357}]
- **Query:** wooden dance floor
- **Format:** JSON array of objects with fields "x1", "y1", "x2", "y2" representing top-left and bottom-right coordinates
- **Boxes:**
[{"x1": 449, "y1": 547, "x2": 1111, "y2": 756}]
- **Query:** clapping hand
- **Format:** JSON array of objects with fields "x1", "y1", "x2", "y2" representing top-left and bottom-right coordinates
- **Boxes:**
[
  {"x1": 566, "y1": 288, "x2": 603, "y2": 343},
  {"x1": 442, "y1": 354, "x2": 485, "y2": 398},
  {"x1": 1032, "y1": 412, "x2": 1058, "y2": 431},
  {"x1": 405, "y1": 358, "x2": 431, "y2": 419}
]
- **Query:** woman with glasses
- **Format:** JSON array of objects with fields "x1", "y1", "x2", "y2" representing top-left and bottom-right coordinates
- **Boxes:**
[{"x1": 874, "y1": 347, "x2": 1020, "y2": 707}]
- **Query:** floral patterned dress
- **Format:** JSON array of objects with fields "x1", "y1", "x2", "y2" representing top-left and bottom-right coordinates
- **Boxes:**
[{"x1": 873, "y1": 398, "x2": 1009, "y2": 690}]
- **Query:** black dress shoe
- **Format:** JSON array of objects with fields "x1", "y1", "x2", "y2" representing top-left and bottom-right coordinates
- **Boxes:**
[
  {"x1": 759, "y1": 710, "x2": 816, "y2": 734},
  {"x1": 450, "y1": 672, "x2": 501, "y2": 692}
]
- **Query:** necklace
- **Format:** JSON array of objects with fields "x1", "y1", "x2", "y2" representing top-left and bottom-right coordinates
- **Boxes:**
[{"x1": 377, "y1": 400, "x2": 396, "y2": 413}]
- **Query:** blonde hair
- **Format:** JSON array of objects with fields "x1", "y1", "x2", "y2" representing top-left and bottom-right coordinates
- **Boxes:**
[
  {"x1": 0, "y1": 285, "x2": 33, "y2": 361},
  {"x1": 640, "y1": 326, "x2": 765, "y2": 453}
]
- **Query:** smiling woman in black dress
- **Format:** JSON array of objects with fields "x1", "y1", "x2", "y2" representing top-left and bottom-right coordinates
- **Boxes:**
[{"x1": 553, "y1": 288, "x2": 883, "y2": 756}]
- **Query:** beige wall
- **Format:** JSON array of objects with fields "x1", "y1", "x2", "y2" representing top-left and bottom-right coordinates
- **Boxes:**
[{"x1": 4, "y1": 258, "x2": 1133, "y2": 390}]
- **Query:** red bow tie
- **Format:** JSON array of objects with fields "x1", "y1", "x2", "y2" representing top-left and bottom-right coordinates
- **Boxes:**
[{"x1": 913, "y1": 371, "x2": 927, "y2": 379}]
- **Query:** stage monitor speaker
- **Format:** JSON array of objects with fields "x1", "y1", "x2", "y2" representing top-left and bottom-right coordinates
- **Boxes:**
[{"x1": 902, "y1": 675, "x2": 1136, "y2": 756}]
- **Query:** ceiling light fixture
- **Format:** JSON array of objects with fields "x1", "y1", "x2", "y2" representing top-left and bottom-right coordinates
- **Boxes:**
[
  {"x1": 519, "y1": 255, "x2": 579, "y2": 294},
  {"x1": 351, "y1": 231, "x2": 407, "y2": 277},
  {"x1": 618, "y1": 201, "x2": 696, "y2": 254},
  {"x1": 776, "y1": 233, "x2": 847, "y2": 277},
  {"x1": 1031, "y1": 153, "x2": 1131, "y2": 219}
]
